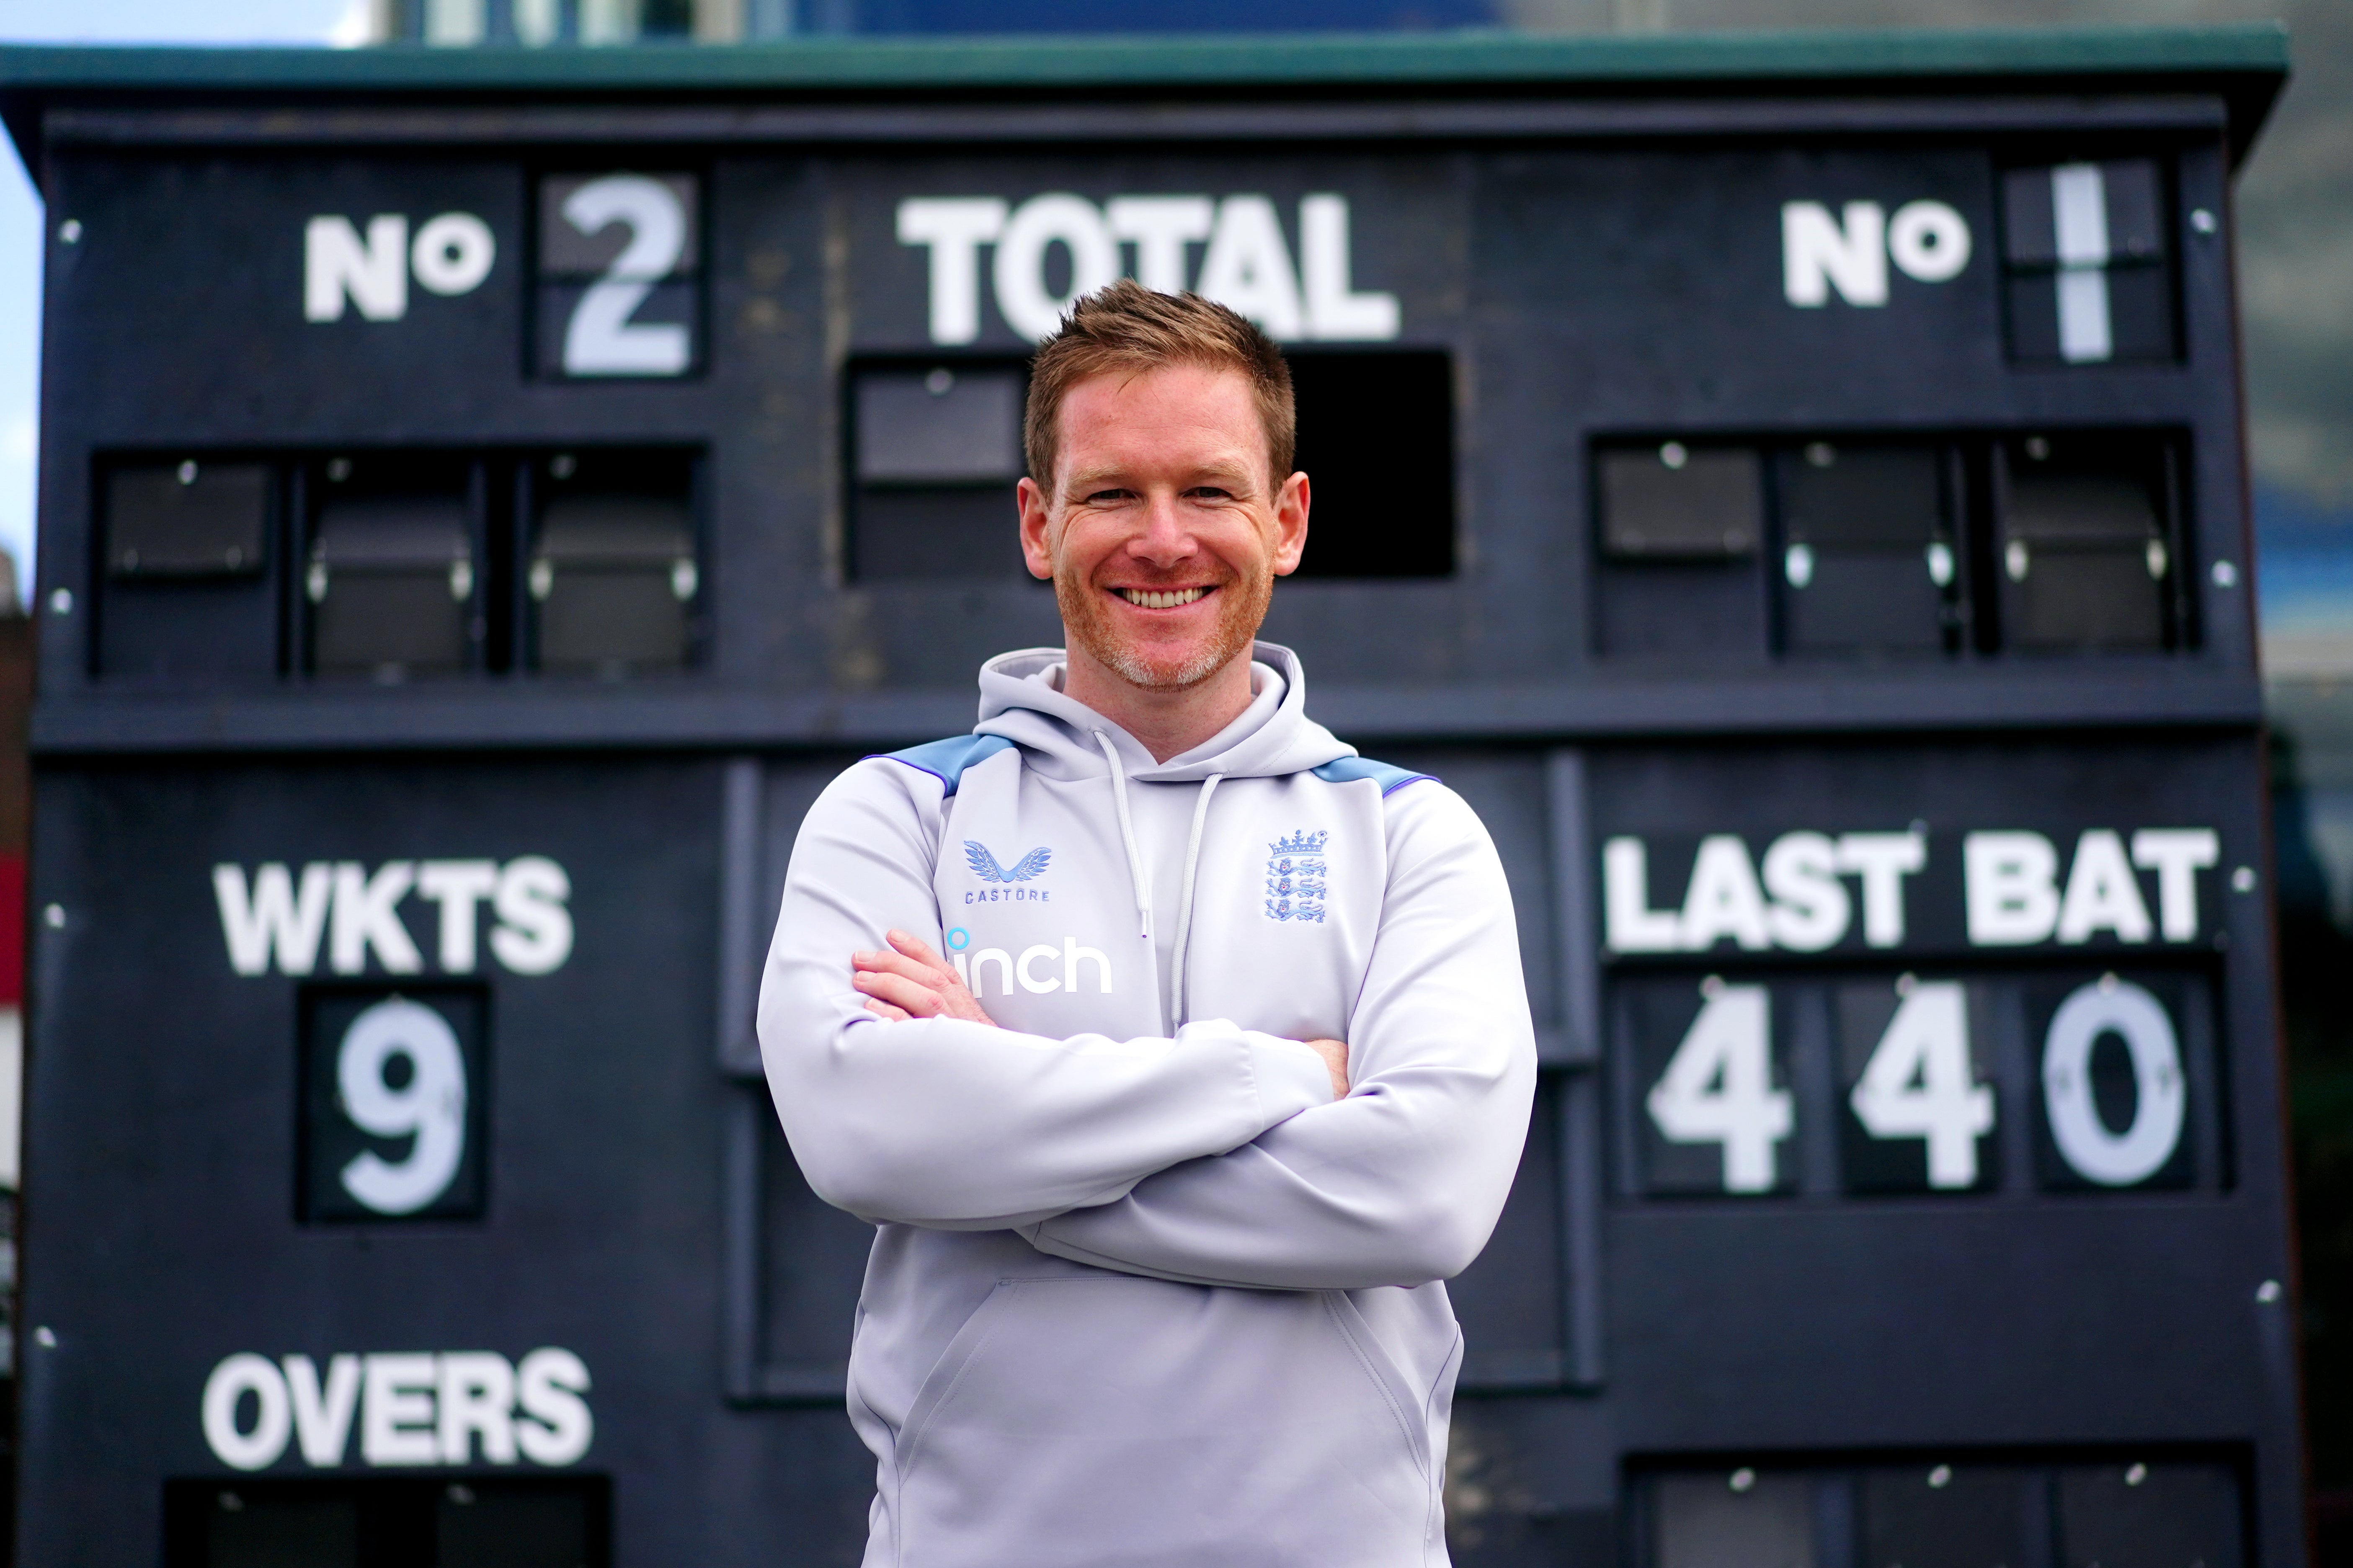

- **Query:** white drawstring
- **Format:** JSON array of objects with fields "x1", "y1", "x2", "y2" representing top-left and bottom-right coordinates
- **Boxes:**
[
  {"x1": 1169, "y1": 773, "x2": 1224, "y2": 1029},
  {"x1": 1093, "y1": 731, "x2": 1153, "y2": 939}
]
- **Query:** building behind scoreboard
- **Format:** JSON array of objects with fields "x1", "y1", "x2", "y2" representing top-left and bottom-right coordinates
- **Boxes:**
[{"x1": 0, "y1": 27, "x2": 2299, "y2": 1567}]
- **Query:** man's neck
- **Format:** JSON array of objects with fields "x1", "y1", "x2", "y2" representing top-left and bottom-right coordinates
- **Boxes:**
[{"x1": 1060, "y1": 642, "x2": 1257, "y2": 764}]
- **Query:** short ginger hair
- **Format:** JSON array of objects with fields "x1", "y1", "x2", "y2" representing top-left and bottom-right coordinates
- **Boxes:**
[{"x1": 1024, "y1": 279, "x2": 1296, "y2": 500}]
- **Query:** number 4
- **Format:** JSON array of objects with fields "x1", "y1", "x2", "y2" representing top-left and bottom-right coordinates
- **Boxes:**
[
  {"x1": 1647, "y1": 985, "x2": 1791, "y2": 1193},
  {"x1": 1849, "y1": 980, "x2": 1993, "y2": 1189}
]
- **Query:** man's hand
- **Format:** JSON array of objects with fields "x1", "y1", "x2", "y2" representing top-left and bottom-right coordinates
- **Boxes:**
[
  {"x1": 1301, "y1": 1037, "x2": 1349, "y2": 1101},
  {"x1": 852, "y1": 930, "x2": 998, "y2": 1026}
]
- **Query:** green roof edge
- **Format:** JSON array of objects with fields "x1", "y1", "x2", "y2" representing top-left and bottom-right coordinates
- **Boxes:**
[{"x1": 0, "y1": 23, "x2": 2292, "y2": 95}]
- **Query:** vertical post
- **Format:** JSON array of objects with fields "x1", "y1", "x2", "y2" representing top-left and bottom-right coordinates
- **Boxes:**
[
  {"x1": 1548, "y1": 748, "x2": 1606, "y2": 1387},
  {"x1": 717, "y1": 757, "x2": 763, "y2": 1075},
  {"x1": 720, "y1": 1087, "x2": 763, "y2": 1403},
  {"x1": 1548, "y1": 748, "x2": 1600, "y2": 1065}
]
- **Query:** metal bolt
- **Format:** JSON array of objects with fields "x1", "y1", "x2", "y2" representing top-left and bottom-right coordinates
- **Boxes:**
[
  {"x1": 2257, "y1": 1279, "x2": 2283, "y2": 1304},
  {"x1": 32, "y1": 1326, "x2": 55, "y2": 1348},
  {"x1": 2126, "y1": 1462, "x2": 2149, "y2": 1485},
  {"x1": 1729, "y1": 1467, "x2": 1756, "y2": 1493},
  {"x1": 2190, "y1": 208, "x2": 2219, "y2": 235},
  {"x1": 42, "y1": 904, "x2": 64, "y2": 930},
  {"x1": 48, "y1": 587, "x2": 71, "y2": 616},
  {"x1": 1928, "y1": 1465, "x2": 1952, "y2": 1488},
  {"x1": 58, "y1": 219, "x2": 80, "y2": 245},
  {"x1": 2233, "y1": 866, "x2": 2258, "y2": 894}
]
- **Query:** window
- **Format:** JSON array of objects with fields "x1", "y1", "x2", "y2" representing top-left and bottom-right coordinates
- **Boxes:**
[
  {"x1": 847, "y1": 361, "x2": 1029, "y2": 581},
  {"x1": 1286, "y1": 350, "x2": 1454, "y2": 578},
  {"x1": 95, "y1": 457, "x2": 281, "y2": 680},
  {"x1": 1592, "y1": 430, "x2": 2189, "y2": 661}
]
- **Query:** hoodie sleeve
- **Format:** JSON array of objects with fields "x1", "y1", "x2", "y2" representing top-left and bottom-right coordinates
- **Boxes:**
[
  {"x1": 1018, "y1": 781, "x2": 1539, "y2": 1291},
  {"x1": 757, "y1": 757, "x2": 1339, "y2": 1230}
]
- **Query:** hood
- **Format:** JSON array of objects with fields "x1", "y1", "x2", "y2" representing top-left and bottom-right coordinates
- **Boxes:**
[{"x1": 973, "y1": 642, "x2": 1354, "y2": 784}]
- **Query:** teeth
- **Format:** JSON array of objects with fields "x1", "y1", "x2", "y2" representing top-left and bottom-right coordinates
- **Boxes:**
[{"x1": 1120, "y1": 587, "x2": 1207, "y2": 609}]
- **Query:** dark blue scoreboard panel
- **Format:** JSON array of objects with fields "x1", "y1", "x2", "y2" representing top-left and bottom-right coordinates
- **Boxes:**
[{"x1": 2, "y1": 31, "x2": 2294, "y2": 1568}]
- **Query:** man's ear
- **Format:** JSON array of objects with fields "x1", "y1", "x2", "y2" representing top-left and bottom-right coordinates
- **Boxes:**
[
  {"x1": 1271, "y1": 471, "x2": 1311, "y2": 577},
  {"x1": 1017, "y1": 477, "x2": 1055, "y2": 580}
]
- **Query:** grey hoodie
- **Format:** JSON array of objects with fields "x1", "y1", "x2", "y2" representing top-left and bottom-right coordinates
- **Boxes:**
[{"x1": 759, "y1": 643, "x2": 1538, "y2": 1568}]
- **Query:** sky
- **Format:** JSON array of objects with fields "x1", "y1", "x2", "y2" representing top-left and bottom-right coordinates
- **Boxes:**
[{"x1": 0, "y1": 1, "x2": 364, "y2": 605}]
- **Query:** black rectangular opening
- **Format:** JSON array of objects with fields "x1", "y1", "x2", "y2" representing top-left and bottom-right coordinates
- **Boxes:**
[
  {"x1": 297, "y1": 983, "x2": 490, "y2": 1225},
  {"x1": 847, "y1": 357, "x2": 1030, "y2": 582},
  {"x1": 1636, "y1": 1454, "x2": 2245, "y2": 1568},
  {"x1": 1593, "y1": 429, "x2": 2190, "y2": 663},
  {"x1": 94, "y1": 455, "x2": 282, "y2": 681},
  {"x1": 1286, "y1": 349, "x2": 1453, "y2": 578},
  {"x1": 1775, "y1": 440, "x2": 1962, "y2": 657},
  {"x1": 2000, "y1": 157, "x2": 2178, "y2": 366},
  {"x1": 163, "y1": 1475, "x2": 611, "y2": 1568},
  {"x1": 524, "y1": 448, "x2": 701, "y2": 677},
  {"x1": 1592, "y1": 441, "x2": 1767, "y2": 660},
  {"x1": 1995, "y1": 431, "x2": 2187, "y2": 653},
  {"x1": 304, "y1": 453, "x2": 483, "y2": 681}
]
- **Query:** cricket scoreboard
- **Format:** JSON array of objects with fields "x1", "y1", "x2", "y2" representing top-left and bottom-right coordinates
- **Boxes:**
[{"x1": 0, "y1": 26, "x2": 2295, "y2": 1567}]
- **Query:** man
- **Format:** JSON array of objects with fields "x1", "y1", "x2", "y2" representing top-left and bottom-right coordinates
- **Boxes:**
[{"x1": 759, "y1": 279, "x2": 1536, "y2": 1568}]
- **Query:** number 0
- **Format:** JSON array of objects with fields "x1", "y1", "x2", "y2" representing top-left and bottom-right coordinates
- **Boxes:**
[
  {"x1": 2042, "y1": 977, "x2": 2184, "y2": 1186},
  {"x1": 337, "y1": 997, "x2": 468, "y2": 1215}
]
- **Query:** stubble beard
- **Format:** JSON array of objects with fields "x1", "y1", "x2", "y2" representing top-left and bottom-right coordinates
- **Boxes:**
[{"x1": 1056, "y1": 561, "x2": 1273, "y2": 693}]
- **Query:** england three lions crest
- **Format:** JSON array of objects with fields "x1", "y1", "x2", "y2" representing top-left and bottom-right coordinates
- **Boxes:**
[{"x1": 1264, "y1": 830, "x2": 1329, "y2": 923}]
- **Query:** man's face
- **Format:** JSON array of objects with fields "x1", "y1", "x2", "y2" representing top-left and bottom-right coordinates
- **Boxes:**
[{"x1": 1017, "y1": 363, "x2": 1308, "y2": 692}]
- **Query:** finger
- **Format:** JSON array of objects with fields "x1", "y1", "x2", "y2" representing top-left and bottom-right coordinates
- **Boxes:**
[
  {"x1": 885, "y1": 929, "x2": 960, "y2": 981},
  {"x1": 862, "y1": 998, "x2": 912, "y2": 1022},
  {"x1": 854, "y1": 948, "x2": 952, "y2": 987},
  {"x1": 853, "y1": 970, "x2": 947, "y2": 1017}
]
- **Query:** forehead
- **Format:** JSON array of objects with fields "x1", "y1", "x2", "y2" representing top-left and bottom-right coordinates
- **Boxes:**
[{"x1": 1054, "y1": 363, "x2": 1268, "y2": 478}]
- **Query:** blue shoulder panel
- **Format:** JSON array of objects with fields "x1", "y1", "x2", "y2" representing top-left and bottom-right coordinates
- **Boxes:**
[
  {"x1": 874, "y1": 734, "x2": 1016, "y2": 797},
  {"x1": 1312, "y1": 756, "x2": 1438, "y2": 796}
]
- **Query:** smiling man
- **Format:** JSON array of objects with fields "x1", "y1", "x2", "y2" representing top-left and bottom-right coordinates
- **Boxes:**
[{"x1": 759, "y1": 280, "x2": 1537, "y2": 1568}]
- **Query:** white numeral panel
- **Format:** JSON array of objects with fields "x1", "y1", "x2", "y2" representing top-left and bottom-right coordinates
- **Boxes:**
[{"x1": 1619, "y1": 970, "x2": 2202, "y2": 1197}]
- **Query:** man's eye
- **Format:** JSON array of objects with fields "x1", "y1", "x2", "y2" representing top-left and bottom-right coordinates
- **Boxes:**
[
  {"x1": 1084, "y1": 489, "x2": 1135, "y2": 505},
  {"x1": 1187, "y1": 487, "x2": 1236, "y2": 502}
]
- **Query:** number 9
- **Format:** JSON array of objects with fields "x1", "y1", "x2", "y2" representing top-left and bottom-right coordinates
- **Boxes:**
[{"x1": 337, "y1": 998, "x2": 468, "y2": 1216}]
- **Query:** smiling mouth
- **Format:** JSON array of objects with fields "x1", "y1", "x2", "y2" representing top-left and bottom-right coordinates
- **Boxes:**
[{"x1": 1117, "y1": 587, "x2": 1212, "y2": 609}]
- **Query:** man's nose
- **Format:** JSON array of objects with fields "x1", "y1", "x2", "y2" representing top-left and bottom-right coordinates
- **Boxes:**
[{"x1": 1125, "y1": 493, "x2": 1199, "y2": 566}]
